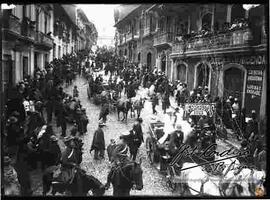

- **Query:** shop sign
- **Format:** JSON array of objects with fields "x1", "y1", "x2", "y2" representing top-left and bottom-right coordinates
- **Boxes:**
[
  {"x1": 209, "y1": 55, "x2": 266, "y2": 66},
  {"x1": 245, "y1": 65, "x2": 264, "y2": 116},
  {"x1": 184, "y1": 103, "x2": 216, "y2": 117}
]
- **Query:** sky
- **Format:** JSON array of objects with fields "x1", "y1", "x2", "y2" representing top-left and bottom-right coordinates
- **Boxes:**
[{"x1": 77, "y1": 4, "x2": 119, "y2": 47}]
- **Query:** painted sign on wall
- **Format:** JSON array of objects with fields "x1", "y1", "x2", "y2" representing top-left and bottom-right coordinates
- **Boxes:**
[{"x1": 245, "y1": 64, "x2": 265, "y2": 116}]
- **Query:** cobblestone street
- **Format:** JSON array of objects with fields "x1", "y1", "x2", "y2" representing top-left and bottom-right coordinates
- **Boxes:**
[
  {"x1": 56, "y1": 75, "x2": 237, "y2": 196},
  {"x1": 63, "y1": 76, "x2": 175, "y2": 196}
]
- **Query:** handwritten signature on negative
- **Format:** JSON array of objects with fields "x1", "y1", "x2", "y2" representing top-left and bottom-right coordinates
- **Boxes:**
[{"x1": 169, "y1": 143, "x2": 250, "y2": 173}]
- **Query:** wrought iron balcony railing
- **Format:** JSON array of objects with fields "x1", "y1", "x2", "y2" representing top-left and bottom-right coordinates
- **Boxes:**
[
  {"x1": 143, "y1": 27, "x2": 151, "y2": 37},
  {"x1": 172, "y1": 28, "x2": 253, "y2": 55},
  {"x1": 3, "y1": 13, "x2": 21, "y2": 35},
  {"x1": 35, "y1": 31, "x2": 53, "y2": 48},
  {"x1": 153, "y1": 32, "x2": 173, "y2": 47}
]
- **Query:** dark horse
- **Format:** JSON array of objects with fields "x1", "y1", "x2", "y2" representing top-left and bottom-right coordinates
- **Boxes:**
[
  {"x1": 108, "y1": 160, "x2": 143, "y2": 196},
  {"x1": 131, "y1": 98, "x2": 145, "y2": 118},
  {"x1": 42, "y1": 168, "x2": 105, "y2": 196},
  {"x1": 116, "y1": 99, "x2": 132, "y2": 122}
]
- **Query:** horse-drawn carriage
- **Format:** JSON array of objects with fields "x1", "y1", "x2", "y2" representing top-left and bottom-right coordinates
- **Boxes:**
[{"x1": 145, "y1": 120, "x2": 166, "y2": 165}]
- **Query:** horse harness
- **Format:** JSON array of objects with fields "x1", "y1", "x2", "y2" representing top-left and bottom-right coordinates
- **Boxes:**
[{"x1": 111, "y1": 162, "x2": 136, "y2": 187}]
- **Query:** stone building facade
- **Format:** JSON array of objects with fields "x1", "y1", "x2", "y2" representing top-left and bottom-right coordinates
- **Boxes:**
[
  {"x1": 1, "y1": 4, "x2": 98, "y2": 105},
  {"x1": 114, "y1": 4, "x2": 267, "y2": 120}
]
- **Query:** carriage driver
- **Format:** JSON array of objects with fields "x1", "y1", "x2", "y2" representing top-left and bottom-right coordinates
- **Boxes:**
[{"x1": 169, "y1": 124, "x2": 184, "y2": 155}]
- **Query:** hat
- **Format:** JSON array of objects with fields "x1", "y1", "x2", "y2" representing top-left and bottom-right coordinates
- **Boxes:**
[
  {"x1": 226, "y1": 99, "x2": 231, "y2": 103},
  {"x1": 251, "y1": 110, "x2": 256, "y2": 114},
  {"x1": 229, "y1": 96, "x2": 233, "y2": 99},
  {"x1": 11, "y1": 111, "x2": 20, "y2": 117},
  {"x1": 8, "y1": 116, "x2": 18, "y2": 124},
  {"x1": 114, "y1": 144, "x2": 129, "y2": 157},
  {"x1": 175, "y1": 124, "x2": 182, "y2": 131},
  {"x1": 136, "y1": 117, "x2": 143, "y2": 123},
  {"x1": 241, "y1": 140, "x2": 248, "y2": 147},
  {"x1": 98, "y1": 121, "x2": 106, "y2": 126},
  {"x1": 203, "y1": 123, "x2": 210, "y2": 128},
  {"x1": 50, "y1": 135, "x2": 58, "y2": 142},
  {"x1": 64, "y1": 136, "x2": 74, "y2": 143},
  {"x1": 234, "y1": 98, "x2": 238, "y2": 101},
  {"x1": 110, "y1": 139, "x2": 116, "y2": 144}
]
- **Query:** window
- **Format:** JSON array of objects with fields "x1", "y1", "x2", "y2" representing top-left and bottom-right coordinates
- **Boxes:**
[
  {"x1": 201, "y1": 13, "x2": 212, "y2": 31},
  {"x1": 58, "y1": 46, "x2": 61, "y2": 58},
  {"x1": 23, "y1": 56, "x2": 28, "y2": 78},
  {"x1": 231, "y1": 4, "x2": 245, "y2": 23},
  {"x1": 36, "y1": 9, "x2": 39, "y2": 32},
  {"x1": 53, "y1": 43, "x2": 56, "y2": 58},
  {"x1": 45, "y1": 15, "x2": 48, "y2": 33}
]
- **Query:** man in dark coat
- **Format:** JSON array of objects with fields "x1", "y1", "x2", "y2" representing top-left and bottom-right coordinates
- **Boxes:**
[
  {"x1": 107, "y1": 139, "x2": 116, "y2": 162},
  {"x1": 90, "y1": 122, "x2": 106, "y2": 160},
  {"x1": 151, "y1": 93, "x2": 159, "y2": 114},
  {"x1": 245, "y1": 110, "x2": 259, "y2": 141},
  {"x1": 14, "y1": 136, "x2": 34, "y2": 195},
  {"x1": 132, "y1": 118, "x2": 144, "y2": 147},
  {"x1": 58, "y1": 100, "x2": 67, "y2": 137},
  {"x1": 169, "y1": 124, "x2": 184, "y2": 155},
  {"x1": 99, "y1": 103, "x2": 110, "y2": 124},
  {"x1": 120, "y1": 127, "x2": 142, "y2": 161},
  {"x1": 45, "y1": 97, "x2": 54, "y2": 123},
  {"x1": 6, "y1": 116, "x2": 24, "y2": 161}
]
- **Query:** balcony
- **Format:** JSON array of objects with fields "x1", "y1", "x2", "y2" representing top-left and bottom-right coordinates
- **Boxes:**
[
  {"x1": 143, "y1": 27, "x2": 151, "y2": 37},
  {"x1": 2, "y1": 13, "x2": 21, "y2": 36},
  {"x1": 153, "y1": 32, "x2": 173, "y2": 47},
  {"x1": 21, "y1": 18, "x2": 35, "y2": 41},
  {"x1": 171, "y1": 28, "x2": 253, "y2": 56},
  {"x1": 126, "y1": 32, "x2": 133, "y2": 42},
  {"x1": 35, "y1": 31, "x2": 53, "y2": 50}
]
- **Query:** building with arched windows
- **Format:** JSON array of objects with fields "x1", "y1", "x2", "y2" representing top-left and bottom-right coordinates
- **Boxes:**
[{"x1": 114, "y1": 3, "x2": 267, "y2": 121}]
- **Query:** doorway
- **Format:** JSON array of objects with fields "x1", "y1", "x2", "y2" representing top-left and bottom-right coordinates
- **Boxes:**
[
  {"x1": 147, "y1": 52, "x2": 152, "y2": 68},
  {"x1": 161, "y1": 56, "x2": 166, "y2": 72},
  {"x1": 197, "y1": 63, "x2": 210, "y2": 88},
  {"x1": 224, "y1": 66, "x2": 244, "y2": 100},
  {"x1": 23, "y1": 56, "x2": 28, "y2": 78},
  {"x1": 177, "y1": 64, "x2": 186, "y2": 82}
]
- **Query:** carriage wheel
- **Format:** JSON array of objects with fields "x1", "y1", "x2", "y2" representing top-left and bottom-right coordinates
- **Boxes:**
[
  {"x1": 166, "y1": 178, "x2": 177, "y2": 192},
  {"x1": 87, "y1": 87, "x2": 90, "y2": 99},
  {"x1": 145, "y1": 137, "x2": 155, "y2": 165}
]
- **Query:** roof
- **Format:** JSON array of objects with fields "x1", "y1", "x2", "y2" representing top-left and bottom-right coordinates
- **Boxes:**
[
  {"x1": 61, "y1": 4, "x2": 77, "y2": 25},
  {"x1": 114, "y1": 4, "x2": 141, "y2": 27},
  {"x1": 77, "y1": 8, "x2": 90, "y2": 24}
]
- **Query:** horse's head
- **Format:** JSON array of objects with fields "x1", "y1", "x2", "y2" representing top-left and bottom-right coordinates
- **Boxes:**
[{"x1": 131, "y1": 158, "x2": 143, "y2": 190}]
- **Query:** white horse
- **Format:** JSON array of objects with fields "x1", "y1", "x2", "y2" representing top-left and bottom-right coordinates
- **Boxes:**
[
  {"x1": 213, "y1": 155, "x2": 266, "y2": 197},
  {"x1": 179, "y1": 162, "x2": 222, "y2": 196},
  {"x1": 223, "y1": 166, "x2": 265, "y2": 196}
]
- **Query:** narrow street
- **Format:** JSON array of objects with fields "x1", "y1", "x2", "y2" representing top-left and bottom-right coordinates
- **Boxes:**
[
  {"x1": 53, "y1": 75, "x2": 237, "y2": 196},
  {"x1": 63, "y1": 76, "x2": 175, "y2": 196}
]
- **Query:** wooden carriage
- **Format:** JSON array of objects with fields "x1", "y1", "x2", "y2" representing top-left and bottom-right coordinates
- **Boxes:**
[{"x1": 145, "y1": 121, "x2": 166, "y2": 165}]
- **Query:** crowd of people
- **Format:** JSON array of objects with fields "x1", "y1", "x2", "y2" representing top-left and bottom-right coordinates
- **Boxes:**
[
  {"x1": 2, "y1": 48, "x2": 266, "y2": 196},
  {"x1": 2, "y1": 52, "x2": 89, "y2": 195}
]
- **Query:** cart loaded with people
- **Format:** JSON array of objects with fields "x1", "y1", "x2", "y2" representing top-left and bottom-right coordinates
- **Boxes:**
[{"x1": 145, "y1": 103, "x2": 220, "y2": 192}]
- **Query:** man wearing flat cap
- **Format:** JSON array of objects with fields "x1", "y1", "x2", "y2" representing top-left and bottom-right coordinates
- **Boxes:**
[{"x1": 90, "y1": 121, "x2": 106, "y2": 160}]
